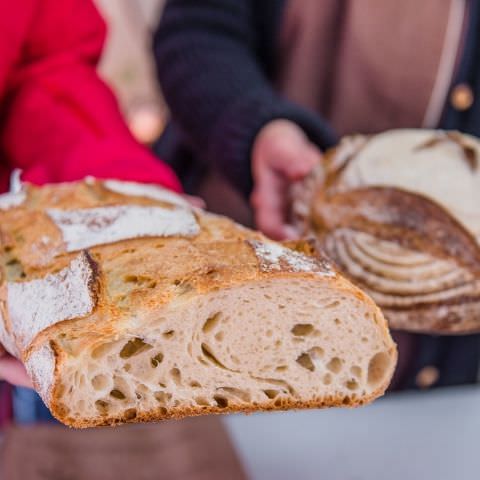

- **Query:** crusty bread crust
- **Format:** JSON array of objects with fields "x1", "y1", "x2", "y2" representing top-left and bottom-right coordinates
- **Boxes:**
[
  {"x1": 0, "y1": 179, "x2": 396, "y2": 427},
  {"x1": 313, "y1": 187, "x2": 480, "y2": 274},
  {"x1": 294, "y1": 129, "x2": 480, "y2": 334},
  {"x1": 59, "y1": 391, "x2": 383, "y2": 429}
]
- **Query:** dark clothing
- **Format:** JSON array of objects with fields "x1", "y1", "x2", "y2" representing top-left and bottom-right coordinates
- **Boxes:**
[
  {"x1": 154, "y1": 0, "x2": 480, "y2": 195},
  {"x1": 443, "y1": 0, "x2": 480, "y2": 133},
  {"x1": 410, "y1": 0, "x2": 480, "y2": 390},
  {"x1": 153, "y1": 0, "x2": 335, "y2": 197},
  {"x1": 154, "y1": 0, "x2": 480, "y2": 391}
]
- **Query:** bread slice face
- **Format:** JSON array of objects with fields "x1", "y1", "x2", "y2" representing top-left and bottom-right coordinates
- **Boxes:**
[
  {"x1": 0, "y1": 179, "x2": 396, "y2": 427},
  {"x1": 293, "y1": 129, "x2": 480, "y2": 333}
]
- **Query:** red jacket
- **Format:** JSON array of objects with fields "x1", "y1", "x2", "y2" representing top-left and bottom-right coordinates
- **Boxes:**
[{"x1": 0, "y1": 0, "x2": 181, "y2": 193}]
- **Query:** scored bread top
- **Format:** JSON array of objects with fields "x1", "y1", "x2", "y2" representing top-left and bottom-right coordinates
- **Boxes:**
[
  {"x1": 324, "y1": 129, "x2": 480, "y2": 239},
  {"x1": 248, "y1": 240, "x2": 334, "y2": 274},
  {"x1": 7, "y1": 251, "x2": 99, "y2": 351},
  {"x1": 0, "y1": 178, "x2": 341, "y2": 364},
  {"x1": 46, "y1": 205, "x2": 200, "y2": 252},
  {"x1": 318, "y1": 129, "x2": 480, "y2": 268},
  {"x1": 293, "y1": 129, "x2": 480, "y2": 333}
]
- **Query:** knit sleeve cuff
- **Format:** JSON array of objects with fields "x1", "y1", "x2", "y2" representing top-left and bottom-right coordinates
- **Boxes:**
[{"x1": 207, "y1": 88, "x2": 337, "y2": 197}]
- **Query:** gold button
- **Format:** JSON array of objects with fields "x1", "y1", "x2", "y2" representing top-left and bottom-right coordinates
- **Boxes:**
[
  {"x1": 450, "y1": 83, "x2": 474, "y2": 111},
  {"x1": 415, "y1": 366, "x2": 439, "y2": 389}
]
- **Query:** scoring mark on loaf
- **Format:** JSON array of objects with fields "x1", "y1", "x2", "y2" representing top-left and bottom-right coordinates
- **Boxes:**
[
  {"x1": 414, "y1": 131, "x2": 478, "y2": 171},
  {"x1": 7, "y1": 251, "x2": 98, "y2": 351},
  {"x1": 25, "y1": 342, "x2": 56, "y2": 405},
  {"x1": 103, "y1": 179, "x2": 190, "y2": 208},
  {"x1": 329, "y1": 135, "x2": 368, "y2": 173},
  {"x1": 47, "y1": 205, "x2": 200, "y2": 252},
  {"x1": 248, "y1": 240, "x2": 335, "y2": 276}
]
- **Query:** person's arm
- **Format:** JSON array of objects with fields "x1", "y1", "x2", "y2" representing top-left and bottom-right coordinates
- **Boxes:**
[
  {"x1": 154, "y1": 0, "x2": 335, "y2": 201},
  {"x1": 0, "y1": 0, "x2": 181, "y2": 192}
]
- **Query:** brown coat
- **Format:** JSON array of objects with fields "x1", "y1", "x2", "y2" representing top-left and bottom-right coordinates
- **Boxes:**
[{"x1": 278, "y1": 0, "x2": 468, "y2": 135}]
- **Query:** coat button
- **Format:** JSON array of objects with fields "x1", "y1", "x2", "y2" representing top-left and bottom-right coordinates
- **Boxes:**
[
  {"x1": 450, "y1": 83, "x2": 474, "y2": 111},
  {"x1": 415, "y1": 366, "x2": 439, "y2": 389}
]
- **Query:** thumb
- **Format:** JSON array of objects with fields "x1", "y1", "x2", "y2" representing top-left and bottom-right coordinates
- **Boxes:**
[
  {"x1": 0, "y1": 356, "x2": 33, "y2": 388},
  {"x1": 273, "y1": 141, "x2": 322, "y2": 181}
]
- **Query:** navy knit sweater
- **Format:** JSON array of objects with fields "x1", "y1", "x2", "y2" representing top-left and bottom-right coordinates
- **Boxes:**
[{"x1": 153, "y1": 0, "x2": 336, "y2": 196}]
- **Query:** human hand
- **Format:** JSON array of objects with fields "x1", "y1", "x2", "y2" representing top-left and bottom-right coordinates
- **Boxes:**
[
  {"x1": 182, "y1": 194, "x2": 206, "y2": 209},
  {"x1": 250, "y1": 119, "x2": 322, "y2": 240},
  {"x1": 0, "y1": 345, "x2": 32, "y2": 388}
]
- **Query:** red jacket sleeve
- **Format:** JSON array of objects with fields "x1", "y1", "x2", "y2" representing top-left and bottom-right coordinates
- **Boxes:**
[{"x1": 0, "y1": 0, "x2": 181, "y2": 192}]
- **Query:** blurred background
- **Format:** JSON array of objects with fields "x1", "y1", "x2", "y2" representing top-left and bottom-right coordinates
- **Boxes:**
[
  {"x1": 95, "y1": 0, "x2": 167, "y2": 145},
  {"x1": 0, "y1": 1, "x2": 479, "y2": 479},
  {"x1": 95, "y1": 0, "x2": 253, "y2": 227}
]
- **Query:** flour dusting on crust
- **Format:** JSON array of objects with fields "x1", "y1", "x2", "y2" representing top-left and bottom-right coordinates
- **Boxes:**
[
  {"x1": 47, "y1": 205, "x2": 200, "y2": 252},
  {"x1": 7, "y1": 252, "x2": 98, "y2": 350},
  {"x1": 329, "y1": 135, "x2": 368, "y2": 172},
  {"x1": 104, "y1": 179, "x2": 189, "y2": 208},
  {"x1": 249, "y1": 240, "x2": 335, "y2": 276},
  {"x1": 25, "y1": 343, "x2": 56, "y2": 404},
  {"x1": 0, "y1": 192, "x2": 26, "y2": 211},
  {"x1": 9, "y1": 169, "x2": 23, "y2": 194},
  {"x1": 0, "y1": 169, "x2": 26, "y2": 210}
]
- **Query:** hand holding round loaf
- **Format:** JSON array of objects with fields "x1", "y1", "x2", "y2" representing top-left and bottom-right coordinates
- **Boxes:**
[
  {"x1": 0, "y1": 178, "x2": 396, "y2": 427},
  {"x1": 293, "y1": 129, "x2": 480, "y2": 334}
]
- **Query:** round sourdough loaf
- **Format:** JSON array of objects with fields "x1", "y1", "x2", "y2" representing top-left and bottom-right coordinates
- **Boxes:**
[{"x1": 293, "y1": 129, "x2": 480, "y2": 334}]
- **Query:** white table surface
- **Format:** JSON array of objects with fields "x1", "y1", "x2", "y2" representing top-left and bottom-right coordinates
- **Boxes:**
[{"x1": 224, "y1": 386, "x2": 480, "y2": 480}]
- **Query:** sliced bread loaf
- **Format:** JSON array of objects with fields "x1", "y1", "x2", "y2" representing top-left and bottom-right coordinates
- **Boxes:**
[{"x1": 0, "y1": 178, "x2": 396, "y2": 427}]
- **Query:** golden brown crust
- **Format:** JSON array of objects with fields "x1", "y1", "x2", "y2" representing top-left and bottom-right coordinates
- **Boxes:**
[
  {"x1": 57, "y1": 383, "x2": 390, "y2": 429},
  {"x1": 295, "y1": 129, "x2": 480, "y2": 334},
  {"x1": 313, "y1": 187, "x2": 480, "y2": 275},
  {"x1": 415, "y1": 131, "x2": 478, "y2": 171},
  {"x1": 319, "y1": 228, "x2": 480, "y2": 333},
  {"x1": 0, "y1": 179, "x2": 395, "y2": 427},
  {"x1": 383, "y1": 299, "x2": 480, "y2": 334}
]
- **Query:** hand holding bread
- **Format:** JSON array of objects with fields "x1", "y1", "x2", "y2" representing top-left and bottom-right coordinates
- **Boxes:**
[
  {"x1": 0, "y1": 352, "x2": 32, "y2": 387},
  {"x1": 251, "y1": 119, "x2": 323, "y2": 240}
]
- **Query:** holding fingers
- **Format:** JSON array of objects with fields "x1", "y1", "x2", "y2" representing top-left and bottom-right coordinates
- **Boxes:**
[{"x1": 251, "y1": 119, "x2": 323, "y2": 240}]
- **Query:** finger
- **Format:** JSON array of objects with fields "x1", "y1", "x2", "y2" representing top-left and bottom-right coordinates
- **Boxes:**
[
  {"x1": 0, "y1": 356, "x2": 33, "y2": 388},
  {"x1": 251, "y1": 170, "x2": 290, "y2": 240},
  {"x1": 253, "y1": 153, "x2": 307, "y2": 239},
  {"x1": 182, "y1": 194, "x2": 206, "y2": 209},
  {"x1": 252, "y1": 197, "x2": 286, "y2": 240},
  {"x1": 256, "y1": 214, "x2": 286, "y2": 240},
  {"x1": 282, "y1": 224, "x2": 301, "y2": 240},
  {"x1": 255, "y1": 212, "x2": 299, "y2": 241},
  {"x1": 271, "y1": 142, "x2": 322, "y2": 180}
]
